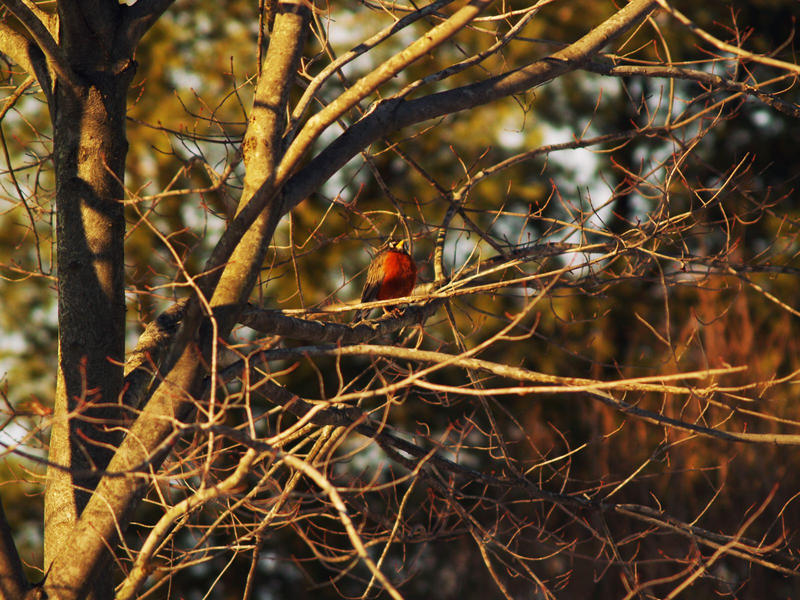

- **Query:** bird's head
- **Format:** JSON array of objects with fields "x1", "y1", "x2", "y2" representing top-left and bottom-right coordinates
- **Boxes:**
[{"x1": 386, "y1": 239, "x2": 410, "y2": 253}]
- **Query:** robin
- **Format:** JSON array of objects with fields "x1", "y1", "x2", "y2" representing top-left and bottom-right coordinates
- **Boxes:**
[{"x1": 353, "y1": 239, "x2": 417, "y2": 321}]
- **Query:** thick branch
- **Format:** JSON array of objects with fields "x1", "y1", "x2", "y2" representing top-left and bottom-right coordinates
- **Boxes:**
[
  {"x1": 0, "y1": 0, "x2": 75, "y2": 89},
  {"x1": 122, "y1": 300, "x2": 187, "y2": 411},
  {"x1": 239, "y1": 300, "x2": 440, "y2": 343},
  {"x1": 118, "y1": 0, "x2": 176, "y2": 56},
  {"x1": 0, "y1": 19, "x2": 55, "y2": 99},
  {"x1": 43, "y1": 347, "x2": 200, "y2": 600},
  {"x1": 282, "y1": 0, "x2": 659, "y2": 211},
  {"x1": 203, "y1": 1, "x2": 310, "y2": 321},
  {"x1": 0, "y1": 23, "x2": 33, "y2": 74},
  {"x1": 277, "y1": 0, "x2": 495, "y2": 181}
]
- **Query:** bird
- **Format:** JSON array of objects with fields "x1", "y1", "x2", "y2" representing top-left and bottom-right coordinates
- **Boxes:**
[{"x1": 353, "y1": 239, "x2": 417, "y2": 322}]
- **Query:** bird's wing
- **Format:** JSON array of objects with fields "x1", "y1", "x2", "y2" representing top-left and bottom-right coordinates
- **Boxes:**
[
  {"x1": 360, "y1": 258, "x2": 383, "y2": 303},
  {"x1": 353, "y1": 254, "x2": 384, "y2": 321}
]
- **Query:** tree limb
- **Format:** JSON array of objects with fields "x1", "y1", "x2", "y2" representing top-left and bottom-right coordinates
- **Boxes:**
[
  {"x1": 0, "y1": 0, "x2": 76, "y2": 90},
  {"x1": 0, "y1": 23, "x2": 33, "y2": 74},
  {"x1": 239, "y1": 300, "x2": 440, "y2": 343},
  {"x1": 277, "y1": 0, "x2": 496, "y2": 186},
  {"x1": 236, "y1": 343, "x2": 800, "y2": 446},
  {"x1": 656, "y1": 0, "x2": 800, "y2": 76},
  {"x1": 281, "y1": 0, "x2": 659, "y2": 212},
  {"x1": 119, "y1": 0, "x2": 176, "y2": 56},
  {"x1": 287, "y1": 0, "x2": 457, "y2": 137},
  {"x1": 122, "y1": 299, "x2": 187, "y2": 411},
  {"x1": 200, "y1": 0, "x2": 311, "y2": 314}
]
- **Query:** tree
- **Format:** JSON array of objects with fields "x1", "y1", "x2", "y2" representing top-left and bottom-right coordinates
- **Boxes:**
[{"x1": 1, "y1": 0, "x2": 800, "y2": 598}]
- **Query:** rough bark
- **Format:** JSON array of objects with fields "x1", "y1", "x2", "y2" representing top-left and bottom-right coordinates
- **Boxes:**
[
  {"x1": 42, "y1": 3, "x2": 134, "y2": 597},
  {"x1": 0, "y1": 0, "x2": 172, "y2": 596}
]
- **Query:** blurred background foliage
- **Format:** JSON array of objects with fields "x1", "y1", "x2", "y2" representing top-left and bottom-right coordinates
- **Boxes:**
[{"x1": 1, "y1": 0, "x2": 800, "y2": 597}]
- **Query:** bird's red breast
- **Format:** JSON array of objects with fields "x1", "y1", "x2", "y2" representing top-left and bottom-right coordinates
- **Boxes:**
[
  {"x1": 355, "y1": 241, "x2": 417, "y2": 321},
  {"x1": 376, "y1": 249, "x2": 417, "y2": 300}
]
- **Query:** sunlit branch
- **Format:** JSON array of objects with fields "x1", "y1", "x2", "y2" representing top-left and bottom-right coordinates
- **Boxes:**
[
  {"x1": 0, "y1": 0, "x2": 76, "y2": 90},
  {"x1": 282, "y1": 0, "x2": 660, "y2": 213},
  {"x1": 656, "y1": 0, "x2": 800, "y2": 76}
]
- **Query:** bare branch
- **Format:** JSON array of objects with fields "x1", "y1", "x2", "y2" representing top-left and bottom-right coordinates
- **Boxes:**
[
  {"x1": 4, "y1": 0, "x2": 800, "y2": 597},
  {"x1": 235, "y1": 343, "x2": 800, "y2": 445},
  {"x1": 584, "y1": 59, "x2": 800, "y2": 118},
  {"x1": 656, "y1": 0, "x2": 800, "y2": 75},
  {"x1": 278, "y1": 0, "x2": 496, "y2": 183},
  {"x1": 116, "y1": 448, "x2": 261, "y2": 600},
  {"x1": 288, "y1": 0, "x2": 457, "y2": 136},
  {"x1": 282, "y1": 0, "x2": 659, "y2": 212}
]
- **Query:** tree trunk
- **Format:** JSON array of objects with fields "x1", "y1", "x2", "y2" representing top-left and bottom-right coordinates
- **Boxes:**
[{"x1": 43, "y1": 5, "x2": 133, "y2": 595}]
